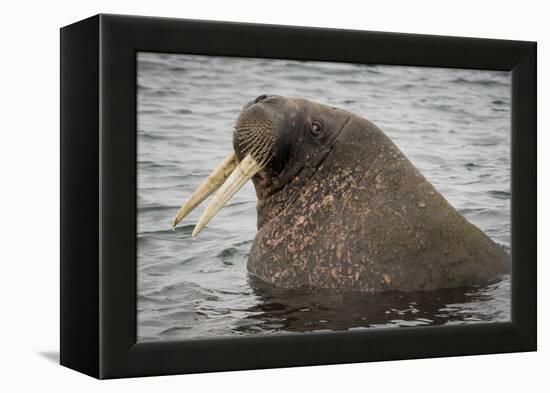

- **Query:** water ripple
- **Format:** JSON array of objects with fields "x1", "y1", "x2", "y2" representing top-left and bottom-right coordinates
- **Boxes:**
[{"x1": 136, "y1": 52, "x2": 511, "y2": 341}]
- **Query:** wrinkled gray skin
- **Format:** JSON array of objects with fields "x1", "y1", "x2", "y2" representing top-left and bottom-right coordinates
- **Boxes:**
[{"x1": 233, "y1": 95, "x2": 510, "y2": 292}]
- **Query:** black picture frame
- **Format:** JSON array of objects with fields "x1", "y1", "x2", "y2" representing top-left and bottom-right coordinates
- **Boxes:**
[{"x1": 60, "y1": 14, "x2": 536, "y2": 379}]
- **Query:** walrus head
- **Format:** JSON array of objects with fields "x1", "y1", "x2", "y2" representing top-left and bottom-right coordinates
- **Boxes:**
[{"x1": 172, "y1": 95, "x2": 351, "y2": 236}]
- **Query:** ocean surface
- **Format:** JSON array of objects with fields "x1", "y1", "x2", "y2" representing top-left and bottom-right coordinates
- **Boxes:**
[{"x1": 137, "y1": 52, "x2": 511, "y2": 341}]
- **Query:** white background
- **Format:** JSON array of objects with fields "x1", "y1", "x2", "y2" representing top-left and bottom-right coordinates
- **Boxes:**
[{"x1": 0, "y1": 0, "x2": 546, "y2": 391}]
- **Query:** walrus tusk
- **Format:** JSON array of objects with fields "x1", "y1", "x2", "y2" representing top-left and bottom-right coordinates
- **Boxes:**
[
  {"x1": 192, "y1": 154, "x2": 262, "y2": 238},
  {"x1": 172, "y1": 152, "x2": 238, "y2": 229}
]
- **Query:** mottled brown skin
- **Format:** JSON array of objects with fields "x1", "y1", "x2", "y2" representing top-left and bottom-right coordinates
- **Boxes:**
[{"x1": 233, "y1": 95, "x2": 510, "y2": 292}]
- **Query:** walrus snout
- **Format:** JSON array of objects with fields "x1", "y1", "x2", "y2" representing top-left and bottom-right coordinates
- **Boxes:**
[{"x1": 233, "y1": 101, "x2": 279, "y2": 166}]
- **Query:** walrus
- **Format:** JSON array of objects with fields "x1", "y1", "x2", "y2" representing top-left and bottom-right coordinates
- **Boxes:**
[{"x1": 172, "y1": 95, "x2": 510, "y2": 292}]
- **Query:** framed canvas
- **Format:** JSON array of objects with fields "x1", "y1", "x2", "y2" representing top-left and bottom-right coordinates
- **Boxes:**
[{"x1": 60, "y1": 14, "x2": 536, "y2": 379}]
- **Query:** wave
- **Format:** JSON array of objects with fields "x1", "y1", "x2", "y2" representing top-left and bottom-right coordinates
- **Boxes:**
[
  {"x1": 139, "y1": 224, "x2": 195, "y2": 238},
  {"x1": 138, "y1": 204, "x2": 180, "y2": 213},
  {"x1": 465, "y1": 162, "x2": 482, "y2": 170},
  {"x1": 451, "y1": 77, "x2": 507, "y2": 87},
  {"x1": 487, "y1": 190, "x2": 511, "y2": 199},
  {"x1": 173, "y1": 108, "x2": 193, "y2": 115},
  {"x1": 138, "y1": 132, "x2": 169, "y2": 141}
]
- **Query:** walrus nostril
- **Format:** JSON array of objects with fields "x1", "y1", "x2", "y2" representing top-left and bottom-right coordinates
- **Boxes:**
[
  {"x1": 243, "y1": 95, "x2": 269, "y2": 111},
  {"x1": 255, "y1": 94, "x2": 268, "y2": 103}
]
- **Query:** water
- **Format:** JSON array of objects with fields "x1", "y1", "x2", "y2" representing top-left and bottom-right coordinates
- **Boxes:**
[{"x1": 137, "y1": 53, "x2": 511, "y2": 341}]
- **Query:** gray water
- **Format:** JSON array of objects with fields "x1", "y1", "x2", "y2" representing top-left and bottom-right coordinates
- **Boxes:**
[{"x1": 137, "y1": 53, "x2": 511, "y2": 341}]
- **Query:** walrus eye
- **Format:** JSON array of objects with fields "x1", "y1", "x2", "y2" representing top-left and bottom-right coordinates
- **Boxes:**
[{"x1": 310, "y1": 120, "x2": 323, "y2": 136}]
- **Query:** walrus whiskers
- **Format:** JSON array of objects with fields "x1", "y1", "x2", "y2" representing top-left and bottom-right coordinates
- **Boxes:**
[
  {"x1": 235, "y1": 121, "x2": 276, "y2": 168},
  {"x1": 246, "y1": 134, "x2": 274, "y2": 168}
]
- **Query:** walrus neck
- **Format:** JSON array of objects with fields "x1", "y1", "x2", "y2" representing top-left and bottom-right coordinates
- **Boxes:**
[
  {"x1": 253, "y1": 144, "x2": 343, "y2": 230},
  {"x1": 253, "y1": 115, "x2": 354, "y2": 229}
]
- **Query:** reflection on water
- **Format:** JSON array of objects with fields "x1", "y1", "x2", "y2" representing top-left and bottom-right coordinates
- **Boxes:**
[
  {"x1": 137, "y1": 53, "x2": 511, "y2": 341},
  {"x1": 242, "y1": 276, "x2": 510, "y2": 334}
]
